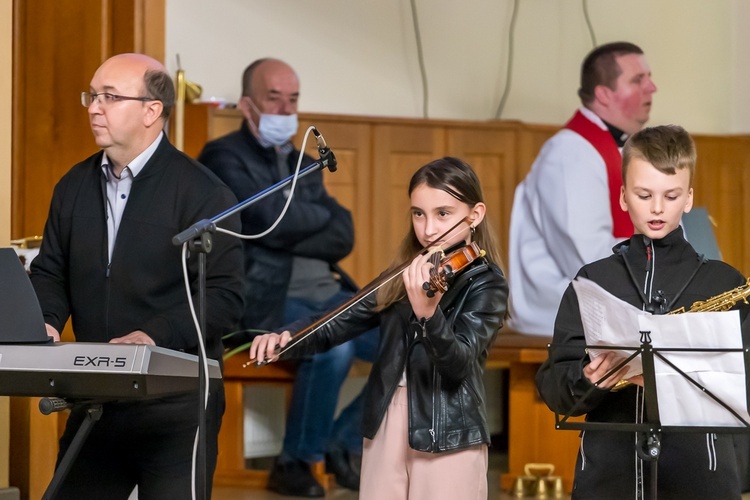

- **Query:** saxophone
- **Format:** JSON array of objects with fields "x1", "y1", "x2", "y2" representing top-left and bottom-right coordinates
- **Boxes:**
[
  {"x1": 611, "y1": 276, "x2": 750, "y2": 391},
  {"x1": 668, "y1": 276, "x2": 750, "y2": 314}
]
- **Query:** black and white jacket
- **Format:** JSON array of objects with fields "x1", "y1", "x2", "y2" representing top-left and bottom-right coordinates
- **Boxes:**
[{"x1": 536, "y1": 228, "x2": 749, "y2": 499}]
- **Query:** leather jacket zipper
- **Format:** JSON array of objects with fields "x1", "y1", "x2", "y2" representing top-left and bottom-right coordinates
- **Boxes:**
[{"x1": 430, "y1": 366, "x2": 439, "y2": 449}]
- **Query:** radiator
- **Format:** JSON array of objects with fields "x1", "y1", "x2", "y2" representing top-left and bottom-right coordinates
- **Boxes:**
[{"x1": 243, "y1": 385, "x2": 286, "y2": 458}]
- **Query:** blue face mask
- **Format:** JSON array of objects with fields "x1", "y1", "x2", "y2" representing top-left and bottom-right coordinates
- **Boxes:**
[{"x1": 257, "y1": 113, "x2": 298, "y2": 146}]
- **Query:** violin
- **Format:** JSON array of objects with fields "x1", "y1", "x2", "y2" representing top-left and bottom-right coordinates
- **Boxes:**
[
  {"x1": 249, "y1": 216, "x2": 483, "y2": 366},
  {"x1": 422, "y1": 242, "x2": 486, "y2": 298}
]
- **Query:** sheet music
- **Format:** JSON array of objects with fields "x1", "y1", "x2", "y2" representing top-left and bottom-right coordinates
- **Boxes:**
[{"x1": 572, "y1": 277, "x2": 750, "y2": 427}]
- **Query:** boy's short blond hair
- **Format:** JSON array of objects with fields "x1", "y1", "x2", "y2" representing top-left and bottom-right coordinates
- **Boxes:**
[{"x1": 622, "y1": 125, "x2": 696, "y2": 187}]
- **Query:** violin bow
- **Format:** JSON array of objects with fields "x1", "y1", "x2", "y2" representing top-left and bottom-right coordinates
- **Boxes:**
[{"x1": 248, "y1": 216, "x2": 475, "y2": 367}]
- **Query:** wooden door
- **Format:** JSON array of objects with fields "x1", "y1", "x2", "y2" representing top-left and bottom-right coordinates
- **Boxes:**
[
  {"x1": 12, "y1": 0, "x2": 165, "y2": 239},
  {"x1": 10, "y1": 1, "x2": 164, "y2": 497}
]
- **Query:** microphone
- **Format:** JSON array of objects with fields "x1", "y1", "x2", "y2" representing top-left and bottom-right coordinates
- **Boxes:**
[
  {"x1": 645, "y1": 290, "x2": 668, "y2": 314},
  {"x1": 312, "y1": 127, "x2": 328, "y2": 154},
  {"x1": 312, "y1": 127, "x2": 337, "y2": 172}
]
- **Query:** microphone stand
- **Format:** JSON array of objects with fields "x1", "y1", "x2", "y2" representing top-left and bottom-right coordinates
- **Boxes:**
[
  {"x1": 173, "y1": 139, "x2": 337, "y2": 246},
  {"x1": 171, "y1": 136, "x2": 336, "y2": 499}
]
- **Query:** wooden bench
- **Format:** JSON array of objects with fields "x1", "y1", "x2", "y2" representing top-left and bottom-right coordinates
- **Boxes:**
[
  {"x1": 215, "y1": 353, "x2": 371, "y2": 490},
  {"x1": 215, "y1": 355, "x2": 335, "y2": 490},
  {"x1": 487, "y1": 331, "x2": 580, "y2": 494},
  {"x1": 215, "y1": 331, "x2": 580, "y2": 494}
]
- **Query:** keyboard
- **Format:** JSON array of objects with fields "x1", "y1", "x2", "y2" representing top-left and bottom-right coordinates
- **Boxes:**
[{"x1": 0, "y1": 342, "x2": 221, "y2": 400}]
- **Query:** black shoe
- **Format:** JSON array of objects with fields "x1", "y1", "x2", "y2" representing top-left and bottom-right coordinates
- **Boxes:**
[
  {"x1": 325, "y1": 447, "x2": 360, "y2": 491},
  {"x1": 267, "y1": 457, "x2": 325, "y2": 497}
]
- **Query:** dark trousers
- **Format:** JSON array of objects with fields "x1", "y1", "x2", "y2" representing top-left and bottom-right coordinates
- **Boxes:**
[
  {"x1": 54, "y1": 384, "x2": 224, "y2": 499},
  {"x1": 282, "y1": 290, "x2": 379, "y2": 462}
]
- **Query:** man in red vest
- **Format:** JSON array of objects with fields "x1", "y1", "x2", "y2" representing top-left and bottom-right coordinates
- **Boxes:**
[{"x1": 508, "y1": 42, "x2": 657, "y2": 336}]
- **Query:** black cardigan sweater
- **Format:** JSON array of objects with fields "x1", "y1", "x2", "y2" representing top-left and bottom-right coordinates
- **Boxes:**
[{"x1": 30, "y1": 136, "x2": 245, "y2": 361}]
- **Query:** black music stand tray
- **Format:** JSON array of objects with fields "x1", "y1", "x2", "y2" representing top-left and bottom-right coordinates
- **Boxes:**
[{"x1": 550, "y1": 330, "x2": 750, "y2": 500}]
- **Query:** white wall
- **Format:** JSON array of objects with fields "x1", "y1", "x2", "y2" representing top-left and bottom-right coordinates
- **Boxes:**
[
  {"x1": 166, "y1": 0, "x2": 749, "y2": 134},
  {"x1": 729, "y1": 0, "x2": 750, "y2": 133}
]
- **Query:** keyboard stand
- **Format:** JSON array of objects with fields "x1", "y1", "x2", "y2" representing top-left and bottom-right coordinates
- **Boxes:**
[{"x1": 42, "y1": 402, "x2": 103, "y2": 500}]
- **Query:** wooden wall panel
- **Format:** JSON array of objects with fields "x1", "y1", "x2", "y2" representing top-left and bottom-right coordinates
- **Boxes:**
[
  {"x1": 446, "y1": 123, "x2": 520, "y2": 266},
  {"x1": 516, "y1": 123, "x2": 558, "y2": 181},
  {"x1": 182, "y1": 105, "x2": 750, "y2": 276},
  {"x1": 371, "y1": 124, "x2": 446, "y2": 273},
  {"x1": 298, "y1": 116, "x2": 373, "y2": 284},
  {"x1": 692, "y1": 135, "x2": 750, "y2": 275},
  {"x1": 110, "y1": 0, "x2": 165, "y2": 60},
  {"x1": 180, "y1": 106, "x2": 243, "y2": 159}
]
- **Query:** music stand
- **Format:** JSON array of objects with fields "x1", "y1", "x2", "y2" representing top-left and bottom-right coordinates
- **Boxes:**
[
  {"x1": 549, "y1": 330, "x2": 750, "y2": 500},
  {"x1": 0, "y1": 248, "x2": 53, "y2": 344}
]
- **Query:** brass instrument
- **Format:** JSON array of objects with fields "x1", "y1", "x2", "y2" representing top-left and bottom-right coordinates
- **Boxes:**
[
  {"x1": 611, "y1": 276, "x2": 750, "y2": 391},
  {"x1": 512, "y1": 463, "x2": 564, "y2": 498},
  {"x1": 668, "y1": 276, "x2": 750, "y2": 314},
  {"x1": 173, "y1": 54, "x2": 203, "y2": 152},
  {"x1": 10, "y1": 235, "x2": 42, "y2": 249}
]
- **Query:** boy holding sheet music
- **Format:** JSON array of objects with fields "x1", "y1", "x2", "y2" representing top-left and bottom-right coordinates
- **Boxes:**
[{"x1": 536, "y1": 125, "x2": 749, "y2": 499}]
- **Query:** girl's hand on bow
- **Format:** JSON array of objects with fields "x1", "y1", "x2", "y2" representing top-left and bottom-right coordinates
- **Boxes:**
[{"x1": 249, "y1": 330, "x2": 292, "y2": 365}]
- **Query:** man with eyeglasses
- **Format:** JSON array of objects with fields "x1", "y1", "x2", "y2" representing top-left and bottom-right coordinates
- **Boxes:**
[{"x1": 30, "y1": 53, "x2": 244, "y2": 498}]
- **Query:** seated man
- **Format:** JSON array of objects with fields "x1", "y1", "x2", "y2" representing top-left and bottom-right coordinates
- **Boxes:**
[{"x1": 198, "y1": 58, "x2": 378, "y2": 497}]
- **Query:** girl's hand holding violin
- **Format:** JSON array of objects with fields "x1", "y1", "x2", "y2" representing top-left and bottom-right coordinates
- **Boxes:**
[
  {"x1": 249, "y1": 330, "x2": 292, "y2": 365},
  {"x1": 403, "y1": 251, "x2": 443, "y2": 321}
]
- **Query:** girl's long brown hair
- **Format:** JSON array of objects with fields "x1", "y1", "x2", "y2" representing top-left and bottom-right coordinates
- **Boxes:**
[{"x1": 375, "y1": 157, "x2": 504, "y2": 311}]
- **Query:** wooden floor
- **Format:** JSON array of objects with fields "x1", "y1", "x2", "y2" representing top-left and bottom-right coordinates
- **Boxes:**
[
  {"x1": 212, "y1": 450, "x2": 567, "y2": 500},
  {"x1": 212, "y1": 471, "x2": 519, "y2": 499},
  {"x1": 212, "y1": 450, "x2": 750, "y2": 500}
]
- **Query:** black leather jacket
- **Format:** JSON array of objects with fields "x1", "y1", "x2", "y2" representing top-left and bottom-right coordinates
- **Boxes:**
[{"x1": 285, "y1": 258, "x2": 509, "y2": 453}]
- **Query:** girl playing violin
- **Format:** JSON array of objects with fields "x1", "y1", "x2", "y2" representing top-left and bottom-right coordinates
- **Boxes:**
[{"x1": 250, "y1": 157, "x2": 509, "y2": 499}]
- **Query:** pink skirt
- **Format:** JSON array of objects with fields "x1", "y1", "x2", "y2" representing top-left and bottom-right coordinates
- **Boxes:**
[{"x1": 359, "y1": 386, "x2": 488, "y2": 500}]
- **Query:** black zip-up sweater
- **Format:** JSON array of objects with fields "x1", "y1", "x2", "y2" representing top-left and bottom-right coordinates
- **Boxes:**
[
  {"x1": 198, "y1": 122, "x2": 354, "y2": 333},
  {"x1": 30, "y1": 136, "x2": 245, "y2": 362},
  {"x1": 536, "y1": 228, "x2": 749, "y2": 499}
]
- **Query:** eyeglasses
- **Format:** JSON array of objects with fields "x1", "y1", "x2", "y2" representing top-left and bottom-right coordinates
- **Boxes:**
[{"x1": 81, "y1": 92, "x2": 159, "y2": 107}]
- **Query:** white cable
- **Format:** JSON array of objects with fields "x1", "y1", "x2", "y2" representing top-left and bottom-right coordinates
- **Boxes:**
[
  {"x1": 494, "y1": 0, "x2": 520, "y2": 119},
  {"x1": 182, "y1": 242, "x2": 210, "y2": 500},
  {"x1": 182, "y1": 126, "x2": 317, "y2": 498},
  {"x1": 409, "y1": 0, "x2": 429, "y2": 118},
  {"x1": 582, "y1": 0, "x2": 598, "y2": 48},
  {"x1": 216, "y1": 126, "x2": 315, "y2": 241}
]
